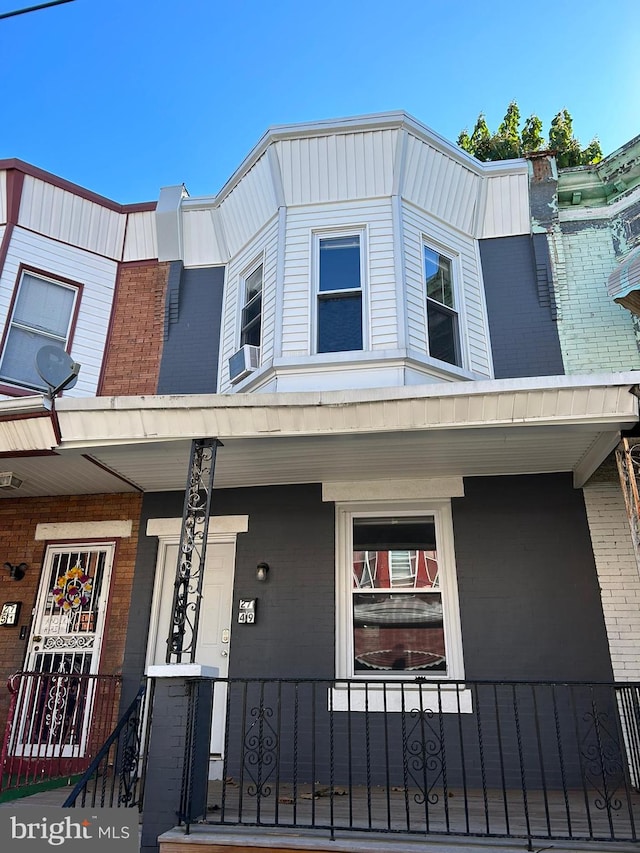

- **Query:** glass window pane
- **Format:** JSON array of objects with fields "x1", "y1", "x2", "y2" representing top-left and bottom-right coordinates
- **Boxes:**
[
  {"x1": 241, "y1": 266, "x2": 262, "y2": 347},
  {"x1": 318, "y1": 294, "x2": 362, "y2": 352},
  {"x1": 245, "y1": 266, "x2": 262, "y2": 302},
  {"x1": 240, "y1": 318, "x2": 261, "y2": 347},
  {"x1": 353, "y1": 593, "x2": 445, "y2": 672},
  {"x1": 353, "y1": 516, "x2": 439, "y2": 590},
  {"x1": 427, "y1": 303, "x2": 459, "y2": 365},
  {"x1": 241, "y1": 293, "x2": 262, "y2": 328},
  {"x1": 0, "y1": 327, "x2": 62, "y2": 389},
  {"x1": 353, "y1": 550, "x2": 439, "y2": 589},
  {"x1": 424, "y1": 247, "x2": 453, "y2": 308},
  {"x1": 320, "y1": 236, "x2": 361, "y2": 292},
  {"x1": 14, "y1": 275, "x2": 75, "y2": 337}
]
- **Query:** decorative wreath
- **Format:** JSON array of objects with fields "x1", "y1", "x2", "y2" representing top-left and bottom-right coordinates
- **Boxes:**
[{"x1": 52, "y1": 564, "x2": 92, "y2": 611}]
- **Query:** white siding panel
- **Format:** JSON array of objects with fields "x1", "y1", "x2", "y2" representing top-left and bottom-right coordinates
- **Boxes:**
[
  {"x1": 0, "y1": 227, "x2": 118, "y2": 396},
  {"x1": 218, "y1": 218, "x2": 279, "y2": 392},
  {"x1": 0, "y1": 171, "x2": 6, "y2": 225},
  {"x1": 276, "y1": 130, "x2": 397, "y2": 206},
  {"x1": 19, "y1": 176, "x2": 126, "y2": 259},
  {"x1": 123, "y1": 211, "x2": 158, "y2": 261},
  {"x1": 182, "y1": 208, "x2": 227, "y2": 267},
  {"x1": 218, "y1": 153, "x2": 277, "y2": 256},
  {"x1": 403, "y1": 134, "x2": 479, "y2": 234},
  {"x1": 402, "y1": 201, "x2": 492, "y2": 378},
  {"x1": 481, "y1": 173, "x2": 530, "y2": 238},
  {"x1": 281, "y1": 199, "x2": 397, "y2": 356}
]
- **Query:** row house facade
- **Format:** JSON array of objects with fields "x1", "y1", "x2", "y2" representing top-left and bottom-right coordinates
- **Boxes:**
[{"x1": 0, "y1": 115, "x2": 639, "y2": 851}]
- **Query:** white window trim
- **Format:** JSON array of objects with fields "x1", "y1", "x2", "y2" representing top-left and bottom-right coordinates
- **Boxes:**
[
  {"x1": 335, "y1": 500, "x2": 465, "y2": 683},
  {"x1": 421, "y1": 237, "x2": 468, "y2": 370},
  {"x1": 311, "y1": 227, "x2": 368, "y2": 355},
  {"x1": 238, "y1": 256, "x2": 264, "y2": 354}
]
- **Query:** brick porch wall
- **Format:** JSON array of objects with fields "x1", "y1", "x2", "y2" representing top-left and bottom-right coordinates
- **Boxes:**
[{"x1": 583, "y1": 472, "x2": 640, "y2": 681}]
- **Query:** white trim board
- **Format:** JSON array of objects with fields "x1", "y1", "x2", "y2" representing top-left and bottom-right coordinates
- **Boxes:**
[
  {"x1": 323, "y1": 478, "x2": 464, "y2": 502},
  {"x1": 146, "y1": 515, "x2": 249, "y2": 539},
  {"x1": 35, "y1": 520, "x2": 133, "y2": 540}
]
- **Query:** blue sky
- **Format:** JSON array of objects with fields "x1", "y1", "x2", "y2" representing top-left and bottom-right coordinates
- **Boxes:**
[{"x1": 1, "y1": 0, "x2": 638, "y2": 203}]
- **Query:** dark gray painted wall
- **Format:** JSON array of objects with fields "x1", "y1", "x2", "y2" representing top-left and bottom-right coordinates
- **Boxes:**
[
  {"x1": 480, "y1": 235, "x2": 565, "y2": 378},
  {"x1": 121, "y1": 474, "x2": 611, "y2": 706},
  {"x1": 120, "y1": 483, "x2": 335, "y2": 706},
  {"x1": 156, "y1": 264, "x2": 225, "y2": 394},
  {"x1": 452, "y1": 473, "x2": 613, "y2": 682}
]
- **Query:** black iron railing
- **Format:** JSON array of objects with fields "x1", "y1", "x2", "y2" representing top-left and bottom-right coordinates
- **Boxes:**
[
  {"x1": 194, "y1": 678, "x2": 640, "y2": 845},
  {"x1": 63, "y1": 680, "x2": 152, "y2": 809}
]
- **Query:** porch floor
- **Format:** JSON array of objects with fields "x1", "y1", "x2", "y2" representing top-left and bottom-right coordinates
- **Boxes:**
[{"x1": 159, "y1": 779, "x2": 640, "y2": 852}]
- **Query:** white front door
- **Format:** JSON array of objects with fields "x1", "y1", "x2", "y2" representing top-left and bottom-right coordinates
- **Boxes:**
[{"x1": 149, "y1": 540, "x2": 235, "y2": 756}]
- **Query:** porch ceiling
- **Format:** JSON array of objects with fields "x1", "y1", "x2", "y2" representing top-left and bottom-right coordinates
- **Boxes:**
[
  {"x1": 71, "y1": 423, "x2": 625, "y2": 493},
  {"x1": 0, "y1": 374, "x2": 636, "y2": 498}
]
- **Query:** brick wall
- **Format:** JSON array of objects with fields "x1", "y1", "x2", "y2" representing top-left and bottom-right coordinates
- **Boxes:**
[
  {"x1": 553, "y1": 224, "x2": 640, "y2": 373},
  {"x1": 98, "y1": 260, "x2": 168, "y2": 396},
  {"x1": 583, "y1": 476, "x2": 640, "y2": 681},
  {"x1": 0, "y1": 492, "x2": 142, "y2": 727}
]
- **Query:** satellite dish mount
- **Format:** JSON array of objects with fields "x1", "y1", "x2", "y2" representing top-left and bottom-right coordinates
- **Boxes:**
[{"x1": 35, "y1": 345, "x2": 81, "y2": 399}]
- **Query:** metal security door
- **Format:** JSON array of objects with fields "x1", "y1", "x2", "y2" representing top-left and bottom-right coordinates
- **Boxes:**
[{"x1": 15, "y1": 543, "x2": 115, "y2": 757}]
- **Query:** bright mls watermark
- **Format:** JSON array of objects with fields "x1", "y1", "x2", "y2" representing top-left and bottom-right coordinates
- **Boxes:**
[{"x1": 0, "y1": 808, "x2": 138, "y2": 851}]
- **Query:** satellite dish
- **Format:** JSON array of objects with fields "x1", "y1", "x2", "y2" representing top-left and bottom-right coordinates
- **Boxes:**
[{"x1": 35, "y1": 345, "x2": 81, "y2": 397}]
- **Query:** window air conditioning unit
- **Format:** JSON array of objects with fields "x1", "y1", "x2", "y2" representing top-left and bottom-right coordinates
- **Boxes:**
[
  {"x1": 229, "y1": 345, "x2": 260, "y2": 384},
  {"x1": 0, "y1": 471, "x2": 22, "y2": 490}
]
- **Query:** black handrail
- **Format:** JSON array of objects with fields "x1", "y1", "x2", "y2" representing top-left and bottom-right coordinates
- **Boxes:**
[{"x1": 63, "y1": 681, "x2": 151, "y2": 809}]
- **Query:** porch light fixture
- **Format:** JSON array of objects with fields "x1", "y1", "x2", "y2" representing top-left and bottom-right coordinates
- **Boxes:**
[
  {"x1": 0, "y1": 472, "x2": 23, "y2": 490},
  {"x1": 256, "y1": 562, "x2": 270, "y2": 582},
  {"x1": 4, "y1": 562, "x2": 27, "y2": 581}
]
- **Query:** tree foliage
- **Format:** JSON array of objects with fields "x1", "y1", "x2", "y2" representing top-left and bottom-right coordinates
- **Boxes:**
[{"x1": 457, "y1": 101, "x2": 602, "y2": 166}]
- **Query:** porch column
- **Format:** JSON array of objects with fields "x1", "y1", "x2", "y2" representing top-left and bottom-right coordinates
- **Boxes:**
[
  {"x1": 140, "y1": 664, "x2": 217, "y2": 853},
  {"x1": 167, "y1": 437, "x2": 220, "y2": 663}
]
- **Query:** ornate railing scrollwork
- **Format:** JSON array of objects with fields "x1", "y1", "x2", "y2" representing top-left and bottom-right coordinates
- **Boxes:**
[
  {"x1": 404, "y1": 706, "x2": 443, "y2": 807},
  {"x1": 166, "y1": 438, "x2": 220, "y2": 664}
]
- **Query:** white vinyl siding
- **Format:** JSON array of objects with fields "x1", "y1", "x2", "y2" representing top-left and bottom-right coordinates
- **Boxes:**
[
  {"x1": 403, "y1": 201, "x2": 492, "y2": 378},
  {"x1": 275, "y1": 129, "x2": 397, "y2": 205},
  {"x1": 0, "y1": 227, "x2": 118, "y2": 397},
  {"x1": 282, "y1": 200, "x2": 396, "y2": 357},
  {"x1": 480, "y1": 173, "x2": 530, "y2": 238},
  {"x1": 217, "y1": 153, "x2": 278, "y2": 257},
  {"x1": 19, "y1": 176, "x2": 125, "y2": 260},
  {"x1": 402, "y1": 133, "x2": 479, "y2": 235},
  {"x1": 182, "y1": 208, "x2": 228, "y2": 267},
  {"x1": 219, "y1": 218, "x2": 278, "y2": 391},
  {"x1": 122, "y1": 211, "x2": 157, "y2": 261}
]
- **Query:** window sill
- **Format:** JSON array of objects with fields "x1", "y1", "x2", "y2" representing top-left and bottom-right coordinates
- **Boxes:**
[{"x1": 329, "y1": 683, "x2": 473, "y2": 713}]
